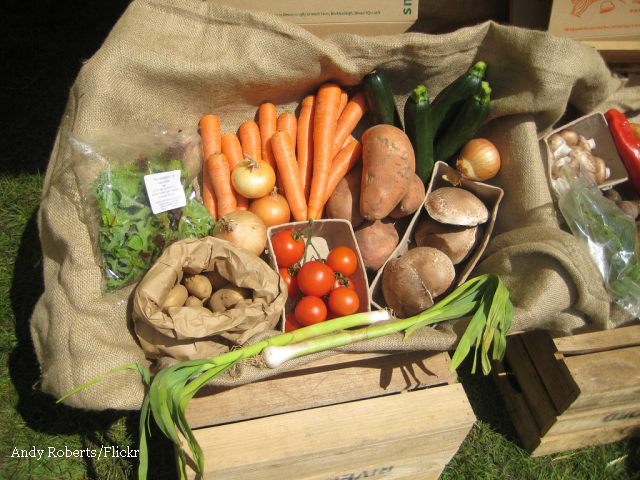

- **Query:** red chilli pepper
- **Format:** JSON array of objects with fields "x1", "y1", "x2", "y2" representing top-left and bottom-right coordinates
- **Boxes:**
[{"x1": 605, "y1": 108, "x2": 640, "y2": 194}]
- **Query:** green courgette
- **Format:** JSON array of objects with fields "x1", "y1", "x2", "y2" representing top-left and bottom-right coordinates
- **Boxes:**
[
  {"x1": 404, "y1": 85, "x2": 434, "y2": 184},
  {"x1": 363, "y1": 69, "x2": 403, "y2": 130},
  {"x1": 430, "y1": 61, "x2": 487, "y2": 142},
  {"x1": 432, "y1": 81, "x2": 491, "y2": 164}
]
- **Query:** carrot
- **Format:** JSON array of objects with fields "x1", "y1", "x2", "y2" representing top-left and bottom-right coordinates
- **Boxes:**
[
  {"x1": 332, "y1": 90, "x2": 368, "y2": 157},
  {"x1": 207, "y1": 152, "x2": 237, "y2": 218},
  {"x1": 337, "y1": 89, "x2": 349, "y2": 118},
  {"x1": 323, "y1": 137, "x2": 362, "y2": 204},
  {"x1": 259, "y1": 103, "x2": 278, "y2": 170},
  {"x1": 271, "y1": 130, "x2": 307, "y2": 222},
  {"x1": 238, "y1": 121, "x2": 262, "y2": 161},
  {"x1": 221, "y1": 132, "x2": 249, "y2": 211},
  {"x1": 296, "y1": 94, "x2": 315, "y2": 203},
  {"x1": 199, "y1": 114, "x2": 222, "y2": 219},
  {"x1": 277, "y1": 112, "x2": 298, "y2": 154},
  {"x1": 307, "y1": 83, "x2": 342, "y2": 220}
]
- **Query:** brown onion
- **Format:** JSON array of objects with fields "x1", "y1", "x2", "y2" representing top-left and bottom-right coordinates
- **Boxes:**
[
  {"x1": 212, "y1": 210, "x2": 268, "y2": 256},
  {"x1": 231, "y1": 157, "x2": 276, "y2": 199},
  {"x1": 444, "y1": 138, "x2": 501, "y2": 186},
  {"x1": 249, "y1": 188, "x2": 291, "y2": 227}
]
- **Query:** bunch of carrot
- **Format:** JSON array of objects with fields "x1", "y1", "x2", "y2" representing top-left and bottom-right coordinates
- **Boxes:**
[{"x1": 199, "y1": 82, "x2": 367, "y2": 224}]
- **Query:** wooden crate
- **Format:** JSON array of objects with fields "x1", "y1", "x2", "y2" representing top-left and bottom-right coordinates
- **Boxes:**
[
  {"x1": 492, "y1": 322, "x2": 640, "y2": 457},
  {"x1": 176, "y1": 350, "x2": 476, "y2": 479}
]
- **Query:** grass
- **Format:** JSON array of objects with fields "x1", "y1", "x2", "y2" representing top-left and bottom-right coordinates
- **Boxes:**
[{"x1": 1, "y1": 1, "x2": 639, "y2": 479}]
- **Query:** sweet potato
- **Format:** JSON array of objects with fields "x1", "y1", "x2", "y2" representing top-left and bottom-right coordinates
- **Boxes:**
[
  {"x1": 360, "y1": 124, "x2": 415, "y2": 221},
  {"x1": 325, "y1": 165, "x2": 365, "y2": 228},
  {"x1": 354, "y1": 218, "x2": 399, "y2": 271},
  {"x1": 388, "y1": 173, "x2": 426, "y2": 218}
]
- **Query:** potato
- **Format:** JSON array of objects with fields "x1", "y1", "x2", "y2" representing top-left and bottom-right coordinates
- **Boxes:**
[
  {"x1": 382, "y1": 247, "x2": 455, "y2": 318},
  {"x1": 185, "y1": 296, "x2": 203, "y2": 307},
  {"x1": 205, "y1": 268, "x2": 229, "y2": 291},
  {"x1": 354, "y1": 219, "x2": 399, "y2": 271},
  {"x1": 360, "y1": 125, "x2": 415, "y2": 220},
  {"x1": 388, "y1": 173, "x2": 426, "y2": 218},
  {"x1": 209, "y1": 284, "x2": 252, "y2": 312},
  {"x1": 325, "y1": 165, "x2": 365, "y2": 228},
  {"x1": 162, "y1": 284, "x2": 188, "y2": 308},
  {"x1": 183, "y1": 274, "x2": 213, "y2": 300}
]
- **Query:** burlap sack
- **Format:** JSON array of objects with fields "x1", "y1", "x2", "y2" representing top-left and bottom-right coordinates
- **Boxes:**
[{"x1": 30, "y1": 0, "x2": 640, "y2": 411}]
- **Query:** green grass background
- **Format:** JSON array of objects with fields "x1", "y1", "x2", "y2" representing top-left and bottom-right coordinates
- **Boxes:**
[{"x1": 1, "y1": 1, "x2": 639, "y2": 479}]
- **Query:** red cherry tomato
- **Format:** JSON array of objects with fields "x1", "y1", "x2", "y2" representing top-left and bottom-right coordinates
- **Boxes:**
[
  {"x1": 295, "y1": 295, "x2": 327, "y2": 326},
  {"x1": 297, "y1": 261, "x2": 335, "y2": 297},
  {"x1": 284, "y1": 313, "x2": 303, "y2": 332},
  {"x1": 272, "y1": 230, "x2": 305, "y2": 267},
  {"x1": 279, "y1": 266, "x2": 299, "y2": 298},
  {"x1": 332, "y1": 275, "x2": 355, "y2": 291},
  {"x1": 326, "y1": 246, "x2": 358, "y2": 277},
  {"x1": 328, "y1": 288, "x2": 360, "y2": 317}
]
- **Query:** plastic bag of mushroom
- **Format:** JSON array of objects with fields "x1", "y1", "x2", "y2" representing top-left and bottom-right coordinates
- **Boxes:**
[{"x1": 369, "y1": 161, "x2": 504, "y2": 317}]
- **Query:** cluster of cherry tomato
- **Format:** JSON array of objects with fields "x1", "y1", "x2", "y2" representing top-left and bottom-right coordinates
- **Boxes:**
[{"x1": 271, "y1": 229, "x2": 361, "y2": 332}]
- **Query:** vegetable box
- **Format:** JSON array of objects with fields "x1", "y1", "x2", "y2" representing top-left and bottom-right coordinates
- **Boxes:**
[
  {"x1": 491, "y1": 321, "x2": 640, "y2": 457},
  {"x1": 265, "y1": 219, "x2": 371, "y2": 330},
  {"x1": 540, "y1": 112, "x2": 628, "y2": 199},
  {"x1": 177, "y1": 350, "x2": 474, "y2": 479},
  {"x1": 369, "y1": 161, "x2": 504, "y2": 311}
]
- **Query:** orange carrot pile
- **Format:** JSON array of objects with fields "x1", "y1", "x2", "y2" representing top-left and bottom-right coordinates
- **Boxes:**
[{"x1": 196, "y1": 84, "x2": 367, "y2": 227}]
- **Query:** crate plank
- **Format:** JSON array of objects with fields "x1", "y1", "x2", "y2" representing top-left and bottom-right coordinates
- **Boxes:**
[
  {"x1": 519, "y1": 330, "x2": 578, "y2": 413},
  {"x1": 546, "y1": 402, "x2": 640, "y2": 437},
  {"x1": 505, "y1": 335, "x2": 557, "y2": 435},
  {"x1": 551, "y1": 324, "x2": 640, "y2": 355},
  {"x1": 185, "y1": 350, "x2": 456, "y2": 429},
  {"x1": 179, "y1": 384, "x2": 475, "y2": 480},
  {"x1": 529, "y1": 422, "x2": 640, "y2": 458},
  {"x1": 563, "y1": 346, "x2": 640, "y2": 414}
]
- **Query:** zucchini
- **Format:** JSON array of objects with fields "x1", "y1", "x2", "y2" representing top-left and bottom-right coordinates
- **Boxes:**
[
  {"x1": 404, "y1": 85, "x2": 434, "y2": 184},
  {"x1": 432, "y1": 81, "x2": 491, "y2": 164},
  {"x1": 363, "y1": 69, "x2": 403, "y2": 130},
  {"x1": 430, "y1": 61, "x2": 487, "y2": 142}
]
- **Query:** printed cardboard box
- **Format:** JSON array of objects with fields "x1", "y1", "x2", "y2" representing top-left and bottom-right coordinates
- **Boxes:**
[{"x1": 208, "y1": 0, "x2": 418, "y2": 37}]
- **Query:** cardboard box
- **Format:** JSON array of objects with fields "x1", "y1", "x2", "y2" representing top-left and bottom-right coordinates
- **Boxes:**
[
  {"x1": 208, "y1": 0, "x2": 418, "y2": 37},
  {"x1": 540, "y1": 112, "x2": 628, "y2": 199},
  {"x1": 547, "y1": 0, "x2": 640, "y2": 42},
  {"x1": 369, "y1": 161, "x2": 504, "y2": 312}
]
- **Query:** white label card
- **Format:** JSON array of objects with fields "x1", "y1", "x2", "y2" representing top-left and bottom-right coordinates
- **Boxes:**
[{"x1": 144, "y1": 170, "x2": 187, "y2": 215}]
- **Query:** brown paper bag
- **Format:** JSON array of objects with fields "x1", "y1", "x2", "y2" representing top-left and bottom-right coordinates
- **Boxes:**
[{"x1": 132, "y1": 237, "x2": 287, "y2": 361}]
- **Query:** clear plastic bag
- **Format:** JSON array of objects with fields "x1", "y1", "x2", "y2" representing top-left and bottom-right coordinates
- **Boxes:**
[
  {"x1": 70, "y1": 125, "x2": 215, "y2": 293},
  {"x1": 557, "y1": 170, "x2": 640, "y2": 317}
]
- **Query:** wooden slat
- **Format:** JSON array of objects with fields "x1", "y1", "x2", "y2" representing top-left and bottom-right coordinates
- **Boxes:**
[
  {"x1": 505, "y1": 335, "x2": 558, "y2": 436},
  {"x1": 519, "y1": 330, "x2": 578, "y2": 414},
  {"x1": 186, "y1": 350, "x2": 456, "y2": 429},
  {"x1": 546, "y1": 402, "x2": 640, "y2": 437},
  {"x1": 179, "y1": 384, "x2": 475, "y2": 480},
  {"x1": 563, "y1": 346, "x2": 640, "y2": 414},
  {"x1": 530, "y1": 422, "x2": 640, "y2": 458},
  {"x1": 552, "y1": 324, "x2": 640, "y2": 355}
]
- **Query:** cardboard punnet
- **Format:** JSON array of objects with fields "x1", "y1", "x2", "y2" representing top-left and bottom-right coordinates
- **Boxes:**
[
  {"x1": 207, "y1": 0, "x2": 418, "y2": 37},
  {"x1": 369, "y1": 161, "x2": 504, "y2": 312},
  {"x1": 266, "y1": 219, "x2": 371, "y2": 330},
  {"x1": 540, "y1": 112, "x2": 628, "y2": 199}
]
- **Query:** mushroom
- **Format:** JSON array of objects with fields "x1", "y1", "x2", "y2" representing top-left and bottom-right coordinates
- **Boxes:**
[
  {"x1": 592, "y1": 156, "x2": 610, "y2": 186},
  {"x1": 426, "y1": 187, "x2": 489, "y2": 226},
  {"x1": 382, "y1": 247, "x2": 456, "y2": 318},
  {"x1": 414, "y1": 216, "x2": 484, "y2": 265}
]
